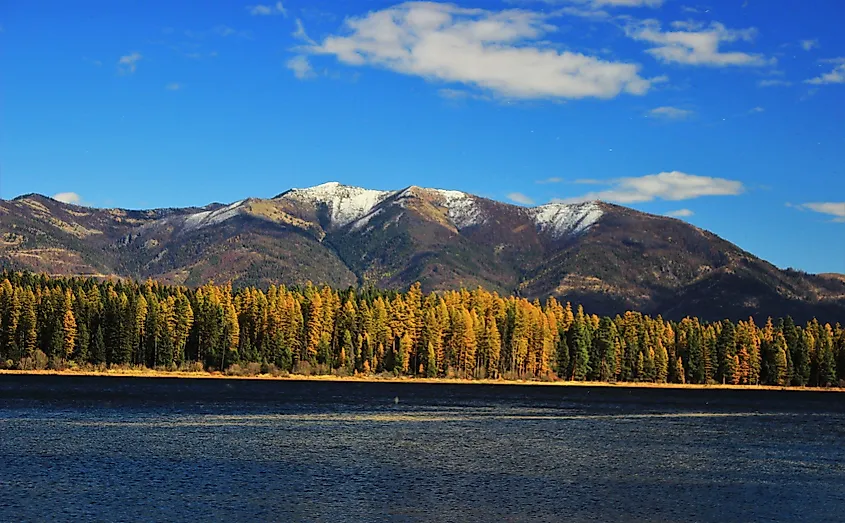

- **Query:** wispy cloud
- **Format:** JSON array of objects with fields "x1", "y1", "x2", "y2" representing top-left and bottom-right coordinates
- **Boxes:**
[
  {"x1": 52, "y1": 192, "x2": 83, "y2": 205},
  {"x1": 648, "y1": 106, "x2": 693, "y2": 119},
  {"x1": 507, "y1": 192, "x2": 535, "y2": 205},
  {"x1": 536, "y1": 177, "x2": 564, "y2": 184},
  {"x1": 293, "y1": 18, "x2": 316, "y2": 44},
  {"x1": 509, "y1": 0, "x2": 662, "y2": 6},
  {"x1": 165, "y1": 82, "x2": 182, "y2": 90},
  {"x1": 790, "y1": 202, "x2": 845, "y2": 223},
  {"x1": 625, "y1": 20, "x2": 771, "y2": 67},
  {"x1": 117, "y1": 52, "x2": 142, "y2": 74},
  {"x1": 213, "y1": 25, "x2": 253, "y2": 39},
  {"x1": 805, "y1": 58, "x2": 845, "y2": 85},
  {"x1": 589, "y1": 0, "x2": 662, "y2": 5},
  {"x1": 437, "y1": 88, "x2": 491, "y2": 101},
  {"x1": 666, "y1": 208, "x2": 694, "y2": 217},
  {"x1": 557, "y1": 171, "x2": 745, "y2": 203},
  {"x1": 527, "y1": 0, "x2": 662, "y2": 19},
  {"x1": 748, "y1": 106, "x2": 764, "y2": 114},
  {"x1": 308, "y1": 2, "x2": 657, "y2": 101},
  {"x1": 248, "y1": 2, "x2": 287, "y2": 17},
  {"x1": 800, "y1": 39, "x2": 819, "y2": 51},
  {"x1": 758, "y1": 78, "x2": 792, "y2": 87},
  {"x1": 287, "y1": 55, "x2": 316, "y2": 79}
]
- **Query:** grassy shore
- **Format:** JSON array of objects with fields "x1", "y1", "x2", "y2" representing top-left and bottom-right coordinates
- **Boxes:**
[{"x1": 1, "y1": 368, "x2": 842, "y2": 392}]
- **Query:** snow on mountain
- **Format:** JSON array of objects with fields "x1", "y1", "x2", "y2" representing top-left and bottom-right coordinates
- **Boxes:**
[
  {"x1": 278, "y1": 182, "x2": 391, "y2": 228},
  {"x1": 164, "y1": 183, "x2": 599, "y2": 238},
  {"x1": 431, "y1": 189, "x2": 483, "y2": 229},
  {"x1": 530, "y1": 201, "x2": 603, "y2": 238},
  {"x1": 182, "y1": 200, "x2": 247, "y2": 231},
  {"x1": 392, "y1": 186, "x2": 484, "y2": 230}
]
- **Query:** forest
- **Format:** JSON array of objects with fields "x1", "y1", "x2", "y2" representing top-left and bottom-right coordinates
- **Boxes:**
[{"x1": 0, "y1": 271, "x2": 843, "y2": 387}]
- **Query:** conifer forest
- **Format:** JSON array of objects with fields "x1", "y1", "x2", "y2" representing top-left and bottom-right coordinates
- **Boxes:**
[{"x1": 1, "y1": 271, "x2": 843, "y2": 387}]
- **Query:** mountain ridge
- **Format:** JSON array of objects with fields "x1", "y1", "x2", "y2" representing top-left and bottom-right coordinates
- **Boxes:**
[{"x1": 2, "y1": 183, "x2": 843, "y2": 324}]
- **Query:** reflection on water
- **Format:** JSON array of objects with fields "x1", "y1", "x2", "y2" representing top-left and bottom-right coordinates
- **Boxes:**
[{"x1": 1, "y1": 378, "x2": 844, "y2": 522}]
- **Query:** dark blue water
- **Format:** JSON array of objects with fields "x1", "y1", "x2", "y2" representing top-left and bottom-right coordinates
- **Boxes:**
[{"x1": 1, "y1": 376, "x2": 844, "y2": 522}]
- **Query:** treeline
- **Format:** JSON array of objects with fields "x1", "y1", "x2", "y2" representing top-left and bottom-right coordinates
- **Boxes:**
[{"x1": 0, "y1": 272, "x2": 843, "y2": 387}]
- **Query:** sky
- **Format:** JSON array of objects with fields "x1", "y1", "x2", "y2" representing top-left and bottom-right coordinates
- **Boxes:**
[{"x1": 1, "y1": 0, "x2": 843, "y2": 274}]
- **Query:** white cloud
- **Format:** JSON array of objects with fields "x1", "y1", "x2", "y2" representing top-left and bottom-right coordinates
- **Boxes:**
[
  {"x1": 557, "y1": 6, "x2": 611, "y2": 19},
  {"x1": 793, "y1": 202, "x2": 845, "y2": 223},
  {"x1": 666, "y1": 208, "x2": 694, "y2": 217},
  {"x1": 648, "y1": 106, "x2": 693, "y2": 119},
  {"x1": 166, "y1": 82, "x2": 182, "y2": 90},
  {"x1": 626, "y1": 19, "x2": 770, "y2": 67},
  {"x1": 557, "y1": 171, "x2": 745, "y2": 203},
  {"x1": 536, "y1": 177, "x2": 564, "y2": 184},
  {"x1": 52, "y1": 192, "x2": 83, "y2": 205},
  {"x1": 248, "y1": 2, "x2": 287, "y2": 16},
  {"x1": 591, "y1": 0, "x2": 662, "y2": 5},
  {"x1": 117, "y1": 52, "x2": 142, "y2": 74},
  {"x1": 805, "y1": 58, "x2": 845, "y2": 85},
  {"x1": 309, "y1": 2, "x2": 656, "y2": 100},
  {"x1": 213, "y1": 25, "x2": 252, "y2": 39},
  {"x1": 437, "y1": 88, "x2": 490, "y2": 101},
  {"x1": 287, "y1": 55, "x2": 316, "y2": 79},
  {"x1": 748, "y1": 106, "x2": 764, "y2": 113},
  {"x1": 534, "y1": 0, "x2": 661, "y2": 18},
  {"x1": 510, "y1": 0, "x2": 661, "y2": 6},
  {"x1": 293, "y1": 18, "x2": 316, "y2": 44},
  {"x1": 758, "y1": 78, "x2": 792, "y2": 87},
  {"x1": 800, "y1": 39, "x2": 819, "y2": 51},
  {"x1": 507, "y1": 192, "x2": 535, "y2": 205}
]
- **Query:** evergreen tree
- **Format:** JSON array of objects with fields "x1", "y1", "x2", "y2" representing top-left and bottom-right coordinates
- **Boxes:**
[
  {"x1": 425, "y1": 341, "x2": 437, "y2": 378},
  {"x1": 61, "y1": 308, "x2": 77, "y2": 359},
  {"x1": 568, "y1": 316, "x2": 591, "y2": 381}
]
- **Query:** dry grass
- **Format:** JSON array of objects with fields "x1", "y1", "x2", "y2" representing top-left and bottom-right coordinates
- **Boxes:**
[{"x1": 1, "y1": 369, "x2": 842, "y2": 392}]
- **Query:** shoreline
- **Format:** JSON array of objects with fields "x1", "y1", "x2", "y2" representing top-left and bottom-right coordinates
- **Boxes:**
[{"x1": 1, "y1": 369, "x2": 842, "y2": 393}]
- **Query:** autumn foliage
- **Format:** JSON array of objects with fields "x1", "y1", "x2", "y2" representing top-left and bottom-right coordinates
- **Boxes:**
[{"x1": 0, "y1": 272, "x2": 843, "y2": 387}]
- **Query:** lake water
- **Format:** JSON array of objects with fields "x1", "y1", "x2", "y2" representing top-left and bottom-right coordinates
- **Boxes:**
[{"x1": 1, "y1": 376, "x2": 844, "y2": 522}]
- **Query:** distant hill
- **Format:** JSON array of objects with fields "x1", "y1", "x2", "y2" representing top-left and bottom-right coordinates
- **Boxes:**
[{"x1": 2, "y1": 182, "x2": 843, "y2": 323}]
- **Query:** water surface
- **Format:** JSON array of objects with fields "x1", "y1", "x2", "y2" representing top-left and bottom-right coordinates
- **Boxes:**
[{"x1": 1, "y1": 376, "x2": 843, "y2": 522}]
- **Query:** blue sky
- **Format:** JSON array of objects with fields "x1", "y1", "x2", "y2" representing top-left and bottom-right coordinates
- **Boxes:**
[{"x1": 1, "y1": 0, "x2": 843, "y2": 273}]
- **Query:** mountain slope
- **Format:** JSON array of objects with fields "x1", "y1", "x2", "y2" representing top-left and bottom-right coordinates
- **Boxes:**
[{"x1": 1, "y1": 183, "x2": 843, "y2": 323}]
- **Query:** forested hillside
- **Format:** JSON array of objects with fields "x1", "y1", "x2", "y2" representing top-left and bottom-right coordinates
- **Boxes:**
[
  {"x1": 4, "y1": 186, "x2": 844, "y2": 324},
  {"x1": 1, "y1": 272, "x2": 843, "y2": 387}
]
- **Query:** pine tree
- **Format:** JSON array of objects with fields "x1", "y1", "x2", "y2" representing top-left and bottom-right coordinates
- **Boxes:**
[
  {"x1": 486, "y1": 316, "x2": 501, "y2": 378},
  {"x1": 773, "y1": 333, "x2": 789, "y2": 386},
  {"x1": 62, "y1": 308, "x2": 77, "y2": 360},
  {"x1": 568, "y1": 315, "x2": 590, "y2": 381},
  {"x1": 92, "y1": 324, "x2": 106, "y2": 365},
  {"x1": 654, "y1": 339, "x2": 669, "y2": 383},
  {"x1": 675, "y1": 357, "x2": 685, "y2": 384},
  {"x1": 16, "y1": 289, "x2": 37, "y2": 361},
  {"x1": 305, "y1": 293, "x2": 323, "y2": 364},
  {"x1": 425, "y1": 341, "x2": 437, "y2": 378},
  {"x1": 396, "y1": 332, "x2": 412, "y2": 375},
  {"x1": 594, "y1": 317, "x2": 617, "y2": 382},
  {"x1": 0, "y1": 280, "x2": 20, "y2": 361},
  {"x1": 815, "y1": 324, "x2": 836, "y2": 387}
]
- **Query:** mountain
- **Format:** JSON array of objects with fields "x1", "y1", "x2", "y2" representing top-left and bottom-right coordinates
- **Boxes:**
[{"x1": 1, "y1": 182, "x2": 843, "y2": 323}]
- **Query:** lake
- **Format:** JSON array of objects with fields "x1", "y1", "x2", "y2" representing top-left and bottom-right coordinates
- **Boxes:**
[{"x1": 1, "y1": 376, "x2": 844, "y2": 522}]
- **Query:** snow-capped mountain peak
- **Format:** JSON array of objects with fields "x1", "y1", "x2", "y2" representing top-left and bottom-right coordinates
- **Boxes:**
[
  {"x1": 277, "y1": 182, "x2": 392, "y2": 228},
  {"x1": 529, "y1": 201, "x2": 603, "y2": 238}
]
